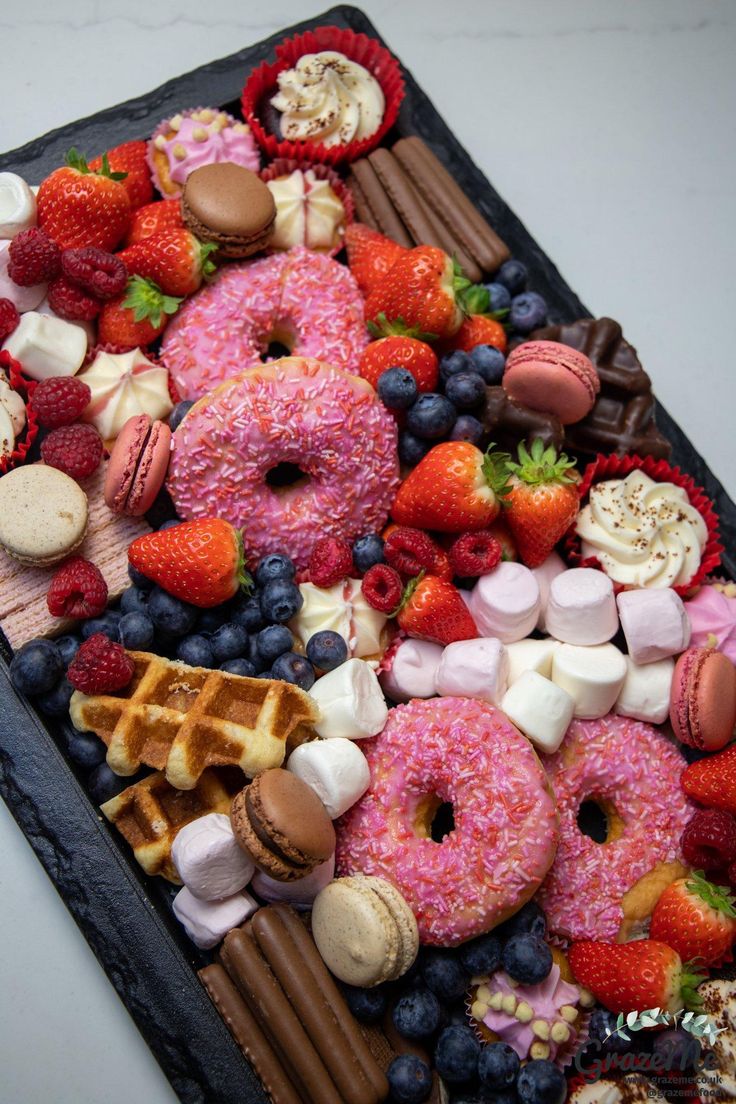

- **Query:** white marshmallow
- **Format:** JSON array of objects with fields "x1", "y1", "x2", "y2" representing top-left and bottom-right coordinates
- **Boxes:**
[
  {"x1": 545, "y1": 568, "x2": 619, "y2": 645},
  {"x1": 614, "y1": 655, "x2": 675, "y2": 725},
  {"x1": 0, "y1": 240, "x2": 46, "y2": 313},
  {"x1": 36, "y1": 295, "x2": 95, "y2": 348},
  {"x1": 170, "y1": 813, "x2": 254, "y2": 901},
  {"x1": 551, "y1": 642, "x2": 627, "y2": 719},
  {"x1": 251, "y1": 855, "x2": 335, "y2": 911},
  {"x1": 172, "y1": 886, "x2": 258, "y2": 949},
  {"x1": 501, "y1": 670, "x2": 575, "y2": 754},
  {"x1": 434, "y1": 637, "x2": 508, "y2": 704},
  {"x1": 531, "y1": 552, "x2": 566, "y2": 631},
  {"x1": 616, "y1": 588, "x2": 691, "y2": 665},
  {"x1": 309, "y1": 657, "x2": 388, "y2": 739},
  {"x1": 287, "y1": 738, "x2": 370, "y2": 818},
  {"x1": 506, "y1": 638, "x2": 559, "y2": 686},
  {"x1": 2, "y1": 311, "x2": 86, "y2": 380},
  {"x1": 469, "y1": 562, "x2": 541, "y2": 643},
  {"x1": 0, "y1": 173, "x2": 37, "y2": 238},
  {"x1": 379, "y1": 638, "x2": 442, "y2": 702}
]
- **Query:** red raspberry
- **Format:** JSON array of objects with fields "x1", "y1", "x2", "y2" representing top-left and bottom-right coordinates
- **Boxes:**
[
  {"x1": 681, "y1": 808, "x2": 736, "y2": 871},
  {"x1": 384, "y1": 526, "x2": 452, "y2": 580},
  {"x1": 47, "y1": 556, "x2": 108, "y2": 619},
  {"x1": 0, "y1": 298, "x2": 20, "y2": 342},
  {"x1": 448, "y1": 531, "x2": 503, "y2": 577},
  {"x1": 31, "y1": 376, "x2": 91, "y2": 429},
  {"x1": 361, "y1": 564, "x2": 403, "y2": 613},
  {"x1": 47, "y1": 274, "x2": 102, "y2": 321},
  {"x1": 7, "y1": 227, "x2": 61, "y2": 286},
  {"x1": 40, "y1": 423, "x2": 103, "y2": 480},
  {"x1": 67, "y1": 633, "x2": 135, "y2": 694},
  {"x1": 62, "y1": 247, "x2": 127, "y2": 300},
  {"x1": 308, "y1": 537, "x2": 354, "y2": 588}
]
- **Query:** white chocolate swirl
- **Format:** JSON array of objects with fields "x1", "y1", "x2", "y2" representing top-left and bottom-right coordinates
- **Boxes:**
[{"x1": 270, "y1": 51, "x2": 385, "y2": 148}]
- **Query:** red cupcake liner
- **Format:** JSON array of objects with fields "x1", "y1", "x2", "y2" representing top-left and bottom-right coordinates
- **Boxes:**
[
  {"x1": 241, "y1": 26, "x2": 405, "y2": 166},
  {"x1": 0, "y1": 351, "x2": 38, "y2": 474},
  {"x1": 563, "y1": 452, "x2": 723, "y2": 597},
  {"x1": 260, "y1": 157, "x2": 355, "y2": 255}
]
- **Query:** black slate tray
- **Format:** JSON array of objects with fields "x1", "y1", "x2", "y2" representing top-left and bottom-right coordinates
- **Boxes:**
[{"x1": 0, "y1": 6, "x2": 734, "y2": 1103}]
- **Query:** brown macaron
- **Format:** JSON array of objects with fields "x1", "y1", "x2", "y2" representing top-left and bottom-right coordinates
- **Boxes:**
[
  {"x1": 231, "y1": 769, "x2": 335, "y2": 881},
  {"x1": 182, "y1": 162, "x2": 276, "y2": 257}
]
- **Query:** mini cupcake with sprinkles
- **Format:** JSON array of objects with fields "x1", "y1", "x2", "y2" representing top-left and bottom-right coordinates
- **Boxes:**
[{"x1": 147, "y1": 107, "x2": 261, "y2": 198}]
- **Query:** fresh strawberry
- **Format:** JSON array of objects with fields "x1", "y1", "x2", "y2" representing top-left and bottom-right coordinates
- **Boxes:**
[
  {"x1": 391, "y1": 441, "x2": 509, "y2": 533},
  {"x1": 125, "y1": 199, "x2": 184, "y2": 247},
  {"x1": 116, "y1": 230, "x2": 216, "y2": 297},
  {"x1": 128, "y1": 518, "x2": 250, "y2": 608},
  {"x1": 445, "y1": 313, "x2": 508, "y2": 355},
  {"x1": 488, "y1": 516, "x2": 517, "y2": 561},
  {"x1": 37, "y1": 149, "x2": 131, "y2": 251},
  {"x1": 502, "y1": 439, "x2": 579, "y2": 568},
  {"x1": 397, "y1": 574, "x2": 478, "y2": 646},
  {"x1": 89, "y1": 140, "x2": 153, "y2": 210},
  {"x1": 97, "y1": 276, "x2": 182, "y2": 349},
  {"x1": 365, "y1": 247, "x2": 486, "y2": 342},
  {"x1": 682, "y1": 743, "x2": 736, "y2": 816},
  {"x1": 359, "y1": 336, "x2": 439, "y2": 394},
  {"x1": 568, "y1": 939, "x2": 704, "y2": 1015},
  {"x1": 344, "y1": 222, "x2": 407, "y2": 297},
  {"x1": 650, "y1": 871, "x2": 736, "y2": 968}
]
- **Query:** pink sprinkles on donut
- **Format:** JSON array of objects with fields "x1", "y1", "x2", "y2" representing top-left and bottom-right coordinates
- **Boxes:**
[{"x1": 335, "y1": 697, "x2": 559, "y2": 946}]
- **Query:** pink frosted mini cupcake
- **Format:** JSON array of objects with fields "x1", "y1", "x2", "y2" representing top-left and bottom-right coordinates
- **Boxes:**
[{"x1": 147, "y1": 107, "x2": 260, "y2": 198}]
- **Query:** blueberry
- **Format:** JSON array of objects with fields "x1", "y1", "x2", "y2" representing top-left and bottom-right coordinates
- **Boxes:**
[
  {"x1": 478, "y1": 1042, "x2": 520, "y2": 1089},
  {"x1": 271, "y1": 652, "x2": 315, "y2": 691},
  {"x1": 196, "y1": 604, "x2": 232, "y2": 635},
  {"x1": 341, "y1": 983, "x2": 388, "y2": 1024},
  {"x1": 246, "y1": 634, "x2": 269, "y2": 674},
  {"x1": 587, "y1": 1009, "x2": 631, "y2": 1054},
  {"x1": 399, "y1": 432, "x2": 432, "y2": 467},
  {"x1": 256, "y1": 669, "x2": 275, "y2": 679},
  {"x1": 516, "y1": 1059, "x2": 566, "y2": 1104},
  {"x1": 501, "y1": 934, "x2": 552, "y2": 985},
  {"x1": 421, "y1": 951, "x2": 470, "y2": 1003},
  {"x1": 469, "y1": 344, "x2": 506, "y2": 385},
  {"x1": 157, "y1": 518, "x2": 182, "y2": 532},
  {"x1": 128, "y1": 563, "x2": 153, "y2": 591},
  {"x1": 176, "y1": 634, "x2": 216, "y2": 668},
  {"x1": 66, "y1": 730, "x2": 107, "y2": 769},
  {"x1": 497, "y1": 901, "x2": 547, "y2": 941},
  {"x1": 255, "y1": 553, "x2": 296, "y2": 587},
  {"x1": 434, "y1": 1025, "x2": 481, "y2": 1084},
  {"x1": 81, "y1": 610, "x2": 122, "y2": 641},
  {"x1": 210, "y1": 623, "x2": 248, "y2": 663},
  {"x1": 444, "y1": 371, "x2": 487, "y2": 412},
  {"x1": 386, "y1": 1055, "x2": 433, "y2": 1104},
  {"x1": 450, "y1": 414, "x2": 485, "y2": 446},
  {"x1": 306, "y1": 630, "x2": 348, "y2": 672},
  {"x1": 439, "y1": 350, "x2": 472, "y2": 384},
  {"x1": 484, "y1": 282, "x2": 512, "y2": 313},
  {"x1": 55, "y1": 634, "x2": 81, "y2": 666},
  {"x1": 459, "y1": 934, "x2": 502, "y2": 977},
  {"x1": 406, "y1": 393, "x2": 457, "y2": 440},
  {"x1": 352, "y1": 532, "x2": 385, "y2": 573},
  {"x1": 256, "y1": 624, "x2": 294, "y2": 664},
  {"x1": 496, "y1": 259, "x2": 527, "y2": 295},
  {"x1": 230, "y1": 593, "x2": 265, "y2": 633},
  {"x1": 652, "y1": 1028, "x2": 701, "y2": 1071},
  {"x1": 120, "y1": 586, "x2": 149, "y2": 616},
  {"x1": 510, "y1": 291, "x2": 547, "y2": 335},
  {"x1": 392, "y1": 988, "x2": 441, "y2": 1040},
  {"x1": 118, "y1": 612, "x2": 155, "y2": 650},
  {"x1": 377, "y1": 367, "x2": 419, "y2": 410},
  {"x1": 10, "y1": 639, "x2": 63, "y2": 696},
  {"x1": 259, "y1": 580, "x2": 303, "y2": 624},
  {"x1": 37, "y1": 676, "x2": 74, "y2": 717},
  {"x1": 147, "y1": 587, "x2": 197, "y2": 637},
  {"x1": 168, "y1": 400, "x2": 194, "y2": 432},
  {"x1": 220, "y1": 658, "x2": 257, "y2": 677},
  {"x1": 88, "y1": 763, "x2": 130, "y2": 804}
]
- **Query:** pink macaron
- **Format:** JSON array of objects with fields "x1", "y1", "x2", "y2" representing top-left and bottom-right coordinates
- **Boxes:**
[
  {"x1": 503, "y1": 340, "x2": 600, "y2": 425},
  {"x1": 669, "y1": 646, "x2": 736, "y2": 751},
  {"x1": 104, "y1": 414, "x2": 172, "y2": 516}
]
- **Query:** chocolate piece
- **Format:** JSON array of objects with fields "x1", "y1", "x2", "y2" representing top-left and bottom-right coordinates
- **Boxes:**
[
  {"x1": 482, "y1": 386, "x2": 565, "y2": 455},
  {"x1": 349, "y1": 159, "x2": 414, "y2": 248},
  {"x1": 347, "y1": 174, "x2": 379, "y2": 230},
  {"x1": 199, "y1": 964, "x2": 303, "y2": 1104}
]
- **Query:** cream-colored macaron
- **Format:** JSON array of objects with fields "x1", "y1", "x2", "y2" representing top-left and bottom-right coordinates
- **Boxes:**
[{"x1": 0, "y1": 463, "x2": 88, "y2": 566}]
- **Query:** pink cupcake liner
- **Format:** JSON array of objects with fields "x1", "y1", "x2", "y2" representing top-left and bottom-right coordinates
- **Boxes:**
[
  {"x1": 260, "y1": 157, "x2": 355, "y2": 256},
  {"x1": 563, "y1": 452, "x2": 723, "y2": 597},
  {"x1": 0, "y1": 351, "x2": 38, "y2": 474},
  {"x1": 241, "y1": 26, "x2": 405, "y2": 166}
]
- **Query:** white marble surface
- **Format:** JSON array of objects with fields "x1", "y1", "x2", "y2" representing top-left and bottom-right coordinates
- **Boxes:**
[{"x1": 1, "y1": 1, "x2": 735, "y2": 1100}]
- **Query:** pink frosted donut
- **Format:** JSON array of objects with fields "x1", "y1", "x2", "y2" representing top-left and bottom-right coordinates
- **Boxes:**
[
  {"x1": 167, "y1": 357, "x2": 399, "y2": 570},
  {"x1": 537, "y1": 714, "x2": 695, "y2": 943},
  {"x1": 161, "y1": 245, "x2": 369, "y2": 400},
  {"x1": 336, "y1": 697, "x2": 559, "y2": 946}
]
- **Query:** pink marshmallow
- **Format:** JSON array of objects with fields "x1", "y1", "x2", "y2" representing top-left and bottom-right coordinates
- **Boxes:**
[
  {"x1": 172, "y1": 886, "x2": 258, "y2": 949},
  {"x1": 0, "y1": 240, "x2": 46, "y2": 313},
  {"x1": 685, "y1": 582, "x2": 736, "y2": 663},
  {"x1": 469, "y1": 562, "x2": 541, "y2": 642},
  {"x1": 545, "y1": 568, "x2": 618, "y2": 645},
  {"x1": 616, "y1": 588, "x2": 691, "y2": 664},
  {"x1": 530, "y1": 552, "x2": 566, "y2": 631},
  {"x1": 379, "y1": 638, "x2": 443, "y2": 702},
  {"x1": 251, "y1": 854, "x2": 335, "y2": 911},
  {"x1": 434, "y1": 637, "x2": 509, "y2": 704}
]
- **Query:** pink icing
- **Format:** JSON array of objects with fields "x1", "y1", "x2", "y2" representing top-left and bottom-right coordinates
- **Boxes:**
[
  {"x1": 148, "y1": 111, "x2": 260, "y2": 194},
  {"x1": 479, "y1": 964, "x2": 581, "y2": 1063},
  {"x1": 160, "y1": 246, "x2": 369, "y2": 400},
  {"x1": 684, "y1": 582, "x2": 736, "y2": 664},
  {"x1": 166, "y1": 356, "x2": 399, "y2": 571},
  {"x1": 335, "y1": 697, "x2": 559, "y2": 946},
  {"x1": 537, "y1": 714, "x2": 695, "y2": 942}
]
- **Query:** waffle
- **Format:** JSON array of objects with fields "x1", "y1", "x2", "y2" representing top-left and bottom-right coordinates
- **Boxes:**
[
  {"x1": 101, "y1": 767, "x2": 243, "y2": 880},
  {"x1": 70, "y1": 651, "x2": 319, "y2": 790}
]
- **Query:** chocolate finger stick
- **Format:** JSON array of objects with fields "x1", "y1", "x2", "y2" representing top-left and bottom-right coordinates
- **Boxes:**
[
  {"x1": 252, "y1": 905, "x2": 388, "y2": 1104},
  {"x1": 349, "y1": 159, "x2": 414, "y2": 248},
  {"x1": 393, "y1": 136, "x2": 510, "y2": 273},
  {"x1": 221, "y1": 927, "x2": 343, "y2": 1104},
  {"x1": 199, "y1": 964, "x2": 304, "y2": 1104},
  {"x1": 347, "y1": 174, "x2": 379, "y2": 231},
  {"x1": 367, "y1": 148, "x2": 482, "y2": 282}
]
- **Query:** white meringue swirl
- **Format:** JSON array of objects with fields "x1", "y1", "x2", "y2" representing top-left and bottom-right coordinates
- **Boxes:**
[{"x1": 271, "y1": 51, "x2": 385, "y2": 148}]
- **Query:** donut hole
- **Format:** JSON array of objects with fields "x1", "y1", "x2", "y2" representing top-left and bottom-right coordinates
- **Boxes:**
[
  {"x1": 414, "y1": 794, "x2": 456, "y2": 843},
  {"x1": 577, "y1": 797, "x2": 623, "y2": 844},
  {"x1": 265, "y1": 462, "x2": 310, "y2": 491},
  {"x1": 259, "y1": 321, "x2": 296, "y2": 362}
]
